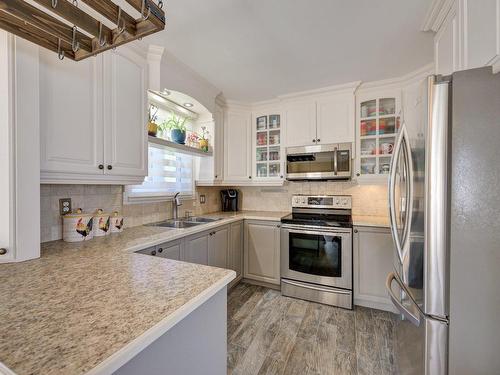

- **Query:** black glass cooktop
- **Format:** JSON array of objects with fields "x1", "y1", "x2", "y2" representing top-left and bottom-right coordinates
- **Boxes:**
[{"x1": 281, "y1": 212, "x2": 352, "y2": 228}]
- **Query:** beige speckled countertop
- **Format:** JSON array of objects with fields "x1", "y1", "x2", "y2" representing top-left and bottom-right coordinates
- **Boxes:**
[
  {"x1": 0, "y1": 211, "x2": 288, "y2": 375},
  {"x1": 0, "y1": 210, "x2": 389, "y2": 375},
  {"x1": 352, "y1": 215, "x2": 390, "y2": 228}
]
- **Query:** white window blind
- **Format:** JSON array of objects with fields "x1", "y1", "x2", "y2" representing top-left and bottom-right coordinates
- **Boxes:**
[{"x1": 125, "y1": 144, "x2": 194, "y2": 202}]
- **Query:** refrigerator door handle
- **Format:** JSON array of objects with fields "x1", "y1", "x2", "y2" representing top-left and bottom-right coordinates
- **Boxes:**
[
  {"x1": 388, "y1": 124, "x2": 407, "y2": 264},
  {"x1": 386, "y1": 272, "x2": 421, "y2": 327}
]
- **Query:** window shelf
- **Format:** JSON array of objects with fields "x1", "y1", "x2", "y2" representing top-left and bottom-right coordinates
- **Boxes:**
[{"x1": 148, "y1": 136, "x2": 213, "y2": 157}]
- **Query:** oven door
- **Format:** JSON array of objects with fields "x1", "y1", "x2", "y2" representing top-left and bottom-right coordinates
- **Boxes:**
[{"x1": 280, "y1": 224, "x2": 352, "y2": 289}]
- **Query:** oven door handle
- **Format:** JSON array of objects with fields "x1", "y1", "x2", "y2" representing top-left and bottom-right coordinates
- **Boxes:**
[
  {"x1": 333, "y1": 146, "x2": 338, "y2": 175},
  {"x1": 280, "y1": 224, "x2": 351, "y2": 235},
  {"x1": 282, "y1": 279, "x2": 352, "y2": 295}
]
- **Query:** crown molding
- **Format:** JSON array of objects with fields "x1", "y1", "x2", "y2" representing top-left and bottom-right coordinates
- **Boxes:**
[
  {"x1": 421, "y1": 0, "x2": 455, "y2": 32},
  {"x1": 357, "y1": 63, "x2": 434, "y2": 92},
  {"x1": 277, "y1": 80, "x2": 362, "y2": 100},
  {"x1": 147, "y1": 44, "x2": 165, "y2": 62}
]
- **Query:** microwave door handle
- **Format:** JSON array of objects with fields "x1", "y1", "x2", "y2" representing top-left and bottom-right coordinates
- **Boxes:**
[
  {"x1": 386, "y1": 272, "x2": 422, "y2": 327},
  {"x1": 389, "y1": 124, "x2": 406, "y2": 264}
]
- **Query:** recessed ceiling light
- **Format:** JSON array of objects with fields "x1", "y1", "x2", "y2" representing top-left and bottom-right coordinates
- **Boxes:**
[
  {"x1": 162, "y1": 89, "x2": 170, "y2": 96},
  {"x1": 183, "y1": 103, "x2": 194, "y2": 108}
]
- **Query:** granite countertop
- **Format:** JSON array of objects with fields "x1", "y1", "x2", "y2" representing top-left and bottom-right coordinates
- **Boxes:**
[
  {"x1": 0, "y1": 209, "x2": 391, "y2": 375},
  {"x1": 0, "y1": 211, "x2": 286, "y2": 375},
  {"x1": 352, "y1": 215, "x2": 390, "y2": 228}
]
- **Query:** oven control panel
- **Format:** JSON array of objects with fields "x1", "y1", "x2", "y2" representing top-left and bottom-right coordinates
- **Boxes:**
[{"x1": 291, "y1": 195, "x2": 352, "y2": 209}]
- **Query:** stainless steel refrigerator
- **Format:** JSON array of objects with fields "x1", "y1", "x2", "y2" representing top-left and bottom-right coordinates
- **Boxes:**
[{"x1": 386, "y1": 66, "x2": 500, "y2": 375}]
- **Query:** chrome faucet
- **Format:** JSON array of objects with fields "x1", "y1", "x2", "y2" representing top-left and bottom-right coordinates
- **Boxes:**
[{"x1": 173, "y1": 192, "x2": 182, "y2": 220}]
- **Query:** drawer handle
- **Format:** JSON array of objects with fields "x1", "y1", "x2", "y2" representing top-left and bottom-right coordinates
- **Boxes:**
[{"x1": 0, "y1": 248, "x2": 7, "y2": 255}]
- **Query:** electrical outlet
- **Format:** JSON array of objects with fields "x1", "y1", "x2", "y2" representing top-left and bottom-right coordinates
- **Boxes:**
[
  {"x1": 59, "y1": 198, "x2": 72, "y2": 216},
  {"x1": 200, "y1": 194, "x2": 206, "y2": 204}
]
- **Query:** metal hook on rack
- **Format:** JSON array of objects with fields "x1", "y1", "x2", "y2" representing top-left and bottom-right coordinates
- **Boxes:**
[
  {"x1": 72, "y1": 0, "x2": 78, "y2": 6},
  {"x1": 71, "y1": 26, "x2": 80, "y2": 53},
  {"x1": 158, "y1": 0, "x2": 163, "y2": 9},
  {"x1": 98, "y1": 22, "x2": 106, "y2": 47},
  {"x1": 51, "y1": 0, "x2": 57, "y2": 8},
  {"x1": 57, "y1": 38, "x2": 65, "y2": 60},
  {"x1": 141, "y1": 0, "x2": 151, "y2": 20},
  {"x1": 116, "y1": 7, "x2": 125, "y2": 36}
]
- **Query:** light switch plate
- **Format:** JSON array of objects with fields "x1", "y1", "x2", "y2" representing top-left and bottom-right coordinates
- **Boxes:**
[
  {"x1": 200, "y1": 194, "x2": 206, "y2": 204},
  {"x1": 59, "y1": 198, "x2": 72, "y2": 215}
]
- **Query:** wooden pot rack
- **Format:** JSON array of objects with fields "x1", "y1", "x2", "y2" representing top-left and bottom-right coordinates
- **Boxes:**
[{"x1": 0, "y1": 0, "x2": 165, "y2": 61}]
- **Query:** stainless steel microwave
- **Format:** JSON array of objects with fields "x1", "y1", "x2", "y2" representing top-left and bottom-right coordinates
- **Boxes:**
[{"x1": 286, "y1": 143, "x2": 352, "y2": 180}]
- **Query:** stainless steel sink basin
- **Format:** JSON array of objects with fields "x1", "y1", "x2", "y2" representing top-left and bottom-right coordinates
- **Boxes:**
[
  {"x1": 184, "y1": 217, "x2": 221, "y2": 223},
  {"x1": 145, "y1": 216, "x2": 222, "y2": 229},
  {"x1": 146, "y1": 220, "x2": 202, "y2": 229}
]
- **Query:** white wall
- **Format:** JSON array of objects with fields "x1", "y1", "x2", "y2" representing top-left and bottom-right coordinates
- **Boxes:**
[{"x1": 148, "y1": 46, "x2": 221, "y2": 114}]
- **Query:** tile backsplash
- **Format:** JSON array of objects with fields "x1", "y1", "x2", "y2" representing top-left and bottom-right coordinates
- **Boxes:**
[
  {"x1": 40, "y1": 181, "x2": 388, "y2": 243},
  {"x1": 237, "y1": 181, "x2": 388, "y2": 217},
  {"x1": 40, "y1": 185, "x2": 222, "y2": 243}
]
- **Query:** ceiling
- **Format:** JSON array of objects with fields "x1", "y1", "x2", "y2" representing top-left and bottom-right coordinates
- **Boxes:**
[{"x1": 146, "y1": 0, "x2": 434, "y2": 102}]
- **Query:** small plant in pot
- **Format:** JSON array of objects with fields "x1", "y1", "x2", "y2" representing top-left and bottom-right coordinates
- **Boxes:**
[
  {"x1": 162, "y1": 112, "x2": 188, "y2": 144},
  {"x1": 147, "y1": 104, "x2": 159, "y2": 137}
]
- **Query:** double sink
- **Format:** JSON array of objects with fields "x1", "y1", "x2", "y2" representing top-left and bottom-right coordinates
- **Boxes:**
[{"x1": 146, "y1": 216, "x2": 222, "y2": 229}]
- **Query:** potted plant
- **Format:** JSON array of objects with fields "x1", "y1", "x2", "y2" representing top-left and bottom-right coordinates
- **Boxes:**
[
  {"x1": 162, "y1": 111, "x2": 188, "y2": 144},
  {"x1": 199, "y1": 126, "x2": 210, "y2": 152},
  {"x1": 148, "y1": 104, "x2": 159, "y2": 137}
]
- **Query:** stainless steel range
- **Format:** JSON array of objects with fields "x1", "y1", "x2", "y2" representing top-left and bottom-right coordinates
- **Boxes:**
[{"x1": 280, "y1": 195, "x2": 353, "y2": 309}]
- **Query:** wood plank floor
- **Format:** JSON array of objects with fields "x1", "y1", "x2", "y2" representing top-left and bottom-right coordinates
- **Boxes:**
[{"x1": 227, "y1": 283, "x2": 397, "y2": 375}]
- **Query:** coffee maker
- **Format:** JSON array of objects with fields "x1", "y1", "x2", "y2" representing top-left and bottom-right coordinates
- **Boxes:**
[{"x1": 220, "y1": 189, "x2": 239, "y2": 212}]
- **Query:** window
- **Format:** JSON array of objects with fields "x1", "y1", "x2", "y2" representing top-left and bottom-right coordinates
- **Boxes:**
[{"x1": 124, "y1": 144, "x2": 194, "y2": 203}]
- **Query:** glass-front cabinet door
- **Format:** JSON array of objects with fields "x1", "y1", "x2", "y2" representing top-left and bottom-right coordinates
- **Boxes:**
[
  {"x1": 356, "y1": 91, "x2": 401, "y2": 180},
  {"x1": 253, "y1": 112, "x2": 284, "y2": 181}
]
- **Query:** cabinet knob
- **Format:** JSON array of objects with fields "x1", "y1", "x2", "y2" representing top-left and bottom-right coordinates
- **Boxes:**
[
  {"x1": 107, "y1": 165, "x2": 113, "y2": 170},
  {"x1": 249, "y1": 176, "x2": 252, "y2": 179},
  {"x1": 316, "y1": 139, "x2": 320, "y2": 143},
  {"x1": 280, "y1": 175, "x2": 284, "y2": 179},
  {"x1": 356, "y1": 173, "x2": 360, "y2": 177},
  {"x1": 0, "y1": 248, "x2": 7, "y2": 255},
  {"x1": 312, "y1": 139, "x2": 316, "y2": 143},
  {"x1": 354, "y1": 229, "x2": 358, "y2": 233},
  {"x1": 151, "y1": 250, "x2": 157, "y2": 256},
  {"x1": 98, "y1": 164, "x2": 104, "y2": 170},
  {"x1": 215, "y1": 175, "x2": 218, "y2": 178},
  {"x1": 158, "y1": 248, "x2": 163, "y2": 253}
]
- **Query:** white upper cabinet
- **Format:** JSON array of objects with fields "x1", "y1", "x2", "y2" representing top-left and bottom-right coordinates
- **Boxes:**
[
  {"x1": 213, "y1": 104, "x2": 224, "y2": 181},
  {"x1": 40, "y1": 50, "x2": 103, "y2": 176},
  {"x1": 284, "y1": 100, "x2": 316, "y2": 147},
  {"x1": 224, "y1": 108, "x2": 252, "y2": 182},
  {"x1": 40, "y1": 45, "x2": 148, "y2": 184},
  {"x1": 462, "y1": 0, "x2": 500, "y2": 69},
  {"x1": 355, "y1": 88, "x2": 401, "y2": 181},
  {"x1": 283, "y1": 87, "x2": 357, "y2": 148},
  {"x1": 428, "y1": 0, "x2": 500, "y2": 74},
  {"x1": 252, "y1": 110, "x2": 284, "y2": 180},
  {"x1": 103, "y1": 48, "x2": 148, "y2": 177},
  {"x1": 434, "y1": 1, "x2": 460, "y2": 75},
  {"x1": 1, "y1": 35, "x2": 40, "y2": 263},
  {"x1": 316, "y1": 93, "x2": 355, "y2": 144}
]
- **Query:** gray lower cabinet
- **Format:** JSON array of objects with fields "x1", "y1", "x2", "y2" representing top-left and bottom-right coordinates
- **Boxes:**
[
  {"x1": 353, "y1": 225, "x2": 396, "y2": 312},
  {"x1": 208, "y1": 226, "x2": 229, "y2": 268},
  {"x1": 229, "y1": 221, "x2": 243, "y2": 286},
  {"x1": 184, "y1": 231, "x2": 210, "y2": 265},
  {"x1": 244, "y1": 220, "x2": 280, "y2": 285},
  {"x1": 156, "y1": 240, "x2": 182, "y2": 261}
]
